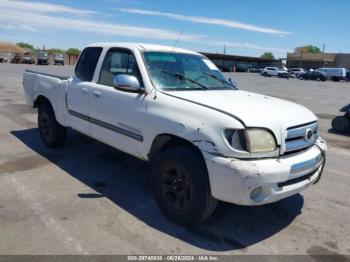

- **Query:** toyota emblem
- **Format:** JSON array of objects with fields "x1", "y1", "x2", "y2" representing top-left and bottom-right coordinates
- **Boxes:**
[{"x1": 305, "y1": 128, "x2": 313, "y2": 141}]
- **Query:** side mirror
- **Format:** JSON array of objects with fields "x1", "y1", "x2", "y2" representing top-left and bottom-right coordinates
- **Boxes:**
[
  {"x1": 113, "y1": 74, "x2": 143, "y2": 93},
  {"x1": 228, "y1": 78, "x2": 237, "y2": 87}
]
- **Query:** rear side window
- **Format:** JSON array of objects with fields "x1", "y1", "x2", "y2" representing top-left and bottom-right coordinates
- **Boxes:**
[{"x1": 75, "y1": 47, "x2": 103, "y2": 82}]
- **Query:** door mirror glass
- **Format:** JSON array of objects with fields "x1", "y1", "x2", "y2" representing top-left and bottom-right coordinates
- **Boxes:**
[
  {"x1": 113, "y1": 74, "x2": 142, "y2": 93},
  {"x1": 228, "y1": 78, "x2": 237, "y2": 87}
]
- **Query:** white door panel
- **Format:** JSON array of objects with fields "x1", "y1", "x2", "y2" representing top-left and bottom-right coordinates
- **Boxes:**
[
  {"x1": 89, "y1": 84, "x2": 147, "y2": 158},
  {"x1": 66, "y1": 78, "x2": 92, "y2": 135}
]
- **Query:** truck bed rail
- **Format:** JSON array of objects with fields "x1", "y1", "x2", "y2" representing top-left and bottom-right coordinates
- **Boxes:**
[{"x1": 25, "y1": 69, "x2": 70, "y2": 80}]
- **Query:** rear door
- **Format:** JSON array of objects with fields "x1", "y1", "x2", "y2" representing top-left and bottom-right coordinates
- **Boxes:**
[{"x1": 67, "y1": 47, "x2": 102, "y2": 135}]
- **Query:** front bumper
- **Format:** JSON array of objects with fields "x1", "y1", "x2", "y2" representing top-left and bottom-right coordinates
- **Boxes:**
[{"x1": 204, "y1": 137, "x2": 327, "y2": 205}]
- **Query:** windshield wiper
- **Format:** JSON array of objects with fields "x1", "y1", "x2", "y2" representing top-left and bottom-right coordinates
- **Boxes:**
[
  {"x1": 161, "y1": 70, "x2": 208, "y2": 90},
  {"x1": 203, "y1": 72, "x2": 237, "y2": 89}
]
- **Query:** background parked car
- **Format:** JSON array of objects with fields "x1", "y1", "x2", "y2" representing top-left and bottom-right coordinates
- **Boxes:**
[
  {"x1": 262, "y1": 67, "x2": 290, "y2": 78},
  {"x1": 10, "y1": 54, "x2": 22, "y2": 64},
  {"x1": 54, "y1": 54, "x2": 65, "y2": 65},
  {"x1": 22, "y1": 53, "x2": 34, "y2": 64},
  {"x1": 37, "y1": 51, "x2": 49, "y2": 65},
  {"x1": 0, "y1": 56, "x2": 7, "y2": 63},
  {"x1": 299, "y1": 71, "x2": 328, "y2": 81},
  {"x1": 318, "y1": 68, "x2": 347, "y2": 81},
  {"x1": 288, "y1": 68, "x2": 305, "y2": 78}
]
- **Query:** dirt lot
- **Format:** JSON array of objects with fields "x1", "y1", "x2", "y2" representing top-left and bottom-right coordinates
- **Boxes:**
[{"x1": 0, "y1": 63, "x2": 350, "y2": 255}]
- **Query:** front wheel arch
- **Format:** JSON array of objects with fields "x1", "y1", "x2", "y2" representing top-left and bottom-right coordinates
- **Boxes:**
[
  {"x1": 148, "y1": 134, "x2": 212, "y2": 191},
  {"x1": 148, "y1": 134, "x2": 205, "y2": 165},
  {"x1": 34, "y1": 95, "x2": 51, "y2": 109}
]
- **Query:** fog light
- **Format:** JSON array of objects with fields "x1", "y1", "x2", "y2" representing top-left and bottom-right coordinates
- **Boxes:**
[
  {"x1": 250, "y1": 187, "x2": 263, "y2": 201},
  {"x1": 250, "y1": 186, "x2": 271, "y2": 203}
]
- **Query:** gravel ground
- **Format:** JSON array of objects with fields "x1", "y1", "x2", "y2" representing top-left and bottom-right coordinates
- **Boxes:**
[{"x1": 0, "y1": 63, "x2": 349, "y2": 255}]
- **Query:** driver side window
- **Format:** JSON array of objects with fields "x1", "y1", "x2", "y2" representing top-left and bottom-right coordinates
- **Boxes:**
[{"x1": 98, "y1": 49, "x2": 143, "y2": 87}]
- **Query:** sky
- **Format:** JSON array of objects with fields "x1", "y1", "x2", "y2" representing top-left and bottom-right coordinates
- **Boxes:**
[{"x1": 0, "y1": 0, "x2": 350, "y2": 58}]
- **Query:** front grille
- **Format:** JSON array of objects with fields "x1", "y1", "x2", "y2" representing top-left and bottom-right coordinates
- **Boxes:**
[{"x1": 283, "y1": 121, "x2": 318, "y2": 154}]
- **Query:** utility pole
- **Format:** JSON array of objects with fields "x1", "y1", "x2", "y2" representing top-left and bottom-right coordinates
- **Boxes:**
[
  {"x1": 322, "y1": 43, "x2": 326, "y2": 53},
  {"x1": 223, "y1": 44, "x2": 226, "y2": 55}
]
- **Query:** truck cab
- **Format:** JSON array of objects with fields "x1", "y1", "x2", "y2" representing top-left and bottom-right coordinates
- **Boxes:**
[
  {"x1": 23, "y1": 43, "x2": 327, "y2": 225},
  {"x1": 54, "y1": 54, "x2": 64, "y2": 65},
  {"x1": 37, "y1": 50, "x2": 49, "y2": 65}
]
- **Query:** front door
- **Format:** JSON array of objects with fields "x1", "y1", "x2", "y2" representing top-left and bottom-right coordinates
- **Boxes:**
[{"x1": 88, "y1": 48, "x2": 148, "y2": 158}]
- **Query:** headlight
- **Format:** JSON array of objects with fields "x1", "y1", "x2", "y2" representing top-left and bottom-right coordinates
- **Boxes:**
[
  {"x1": 225, "y1": 128, "x2": 276, "y2": 153},
  {"x1": 245, "y1": 128, "x2": 276, "y2": 153}
]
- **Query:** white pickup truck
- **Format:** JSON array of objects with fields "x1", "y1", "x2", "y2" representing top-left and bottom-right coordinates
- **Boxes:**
[{"x1": 23, "y1": 43, "x2": 327, "y2": 225}]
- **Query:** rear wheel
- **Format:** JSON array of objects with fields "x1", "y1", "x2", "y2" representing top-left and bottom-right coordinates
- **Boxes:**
[
  {"x1": 263, "y1": 72, "x2": 268, "y2": 77},
  {"x1": 38, "y1": 103, "x2": 66, "y2": 147},
  {"x1": 331, "y1": 116, "x2": 350, "y2": 132},
  {"x1": 152, "y1": 147, "x2": 217, "y2": 226}
]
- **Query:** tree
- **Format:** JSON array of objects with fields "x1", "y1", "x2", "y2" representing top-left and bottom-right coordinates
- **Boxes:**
[
  {"x1": 66, "y1": 48, "x2": 80, "y2": 56},
  {"x1": 16, "y1": 42, "x2": 34, "y2": 50},
  {"x1": 295, "y1": 45, "x2": 322, "y2": 54},
  {"x1": 260, "y1": 52, "x2": 275, "y2": 60},
  {"x1": 48, "y1": 48, "x2": 65, "y2": 54}
]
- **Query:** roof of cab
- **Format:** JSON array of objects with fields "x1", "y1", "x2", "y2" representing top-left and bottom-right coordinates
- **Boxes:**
[{"x1": 86, "y1": 42, "x2": 200, "y2": 55}]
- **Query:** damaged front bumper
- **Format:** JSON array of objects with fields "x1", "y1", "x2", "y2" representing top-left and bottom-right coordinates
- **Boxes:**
[{"x1": 203, "y1": 137, "x2": 327, "y2": 205}]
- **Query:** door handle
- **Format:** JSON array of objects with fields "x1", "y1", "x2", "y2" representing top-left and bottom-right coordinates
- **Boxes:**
[
  {"x1": 93, "y1": 91, "x2": 101, "y2": 97},
  {"x1": 81, "y1": 87, "x2": 88, "y2": 93}
]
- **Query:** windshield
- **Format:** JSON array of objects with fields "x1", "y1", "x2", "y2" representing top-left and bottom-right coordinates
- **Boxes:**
[
  {"x1": 55, "y1": 54, "x2": 63, "y2": 59},
  {"x1": 143, "y1": 52, "x2": 237, "y2": 91}
]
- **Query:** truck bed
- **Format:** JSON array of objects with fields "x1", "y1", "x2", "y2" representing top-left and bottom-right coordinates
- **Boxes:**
[
  {"x1": 25, "y1": 69, "x2": 69, "y2": 80},
  {"x1": 23, "y1": 69, "x2": 71, "y2": 127}
]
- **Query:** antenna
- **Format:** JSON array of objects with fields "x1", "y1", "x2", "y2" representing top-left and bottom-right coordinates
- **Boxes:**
[{"x1": 172, "y1": 30, "x2": 183, "y2": 52}]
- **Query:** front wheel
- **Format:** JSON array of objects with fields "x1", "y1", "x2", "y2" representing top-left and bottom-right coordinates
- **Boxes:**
[
  {"x1": 38, "y1": 103, "x2": 67, "y2": 147},
  {"x1": 332, "y1": 116, "x2": 350, "y2": 132},
  {"x1": 152, "y1": 147, "x2": 217, "y2": 226}
]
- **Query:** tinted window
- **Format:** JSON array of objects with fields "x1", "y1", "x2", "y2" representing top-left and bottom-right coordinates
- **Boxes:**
[
  {"x1": 75, "y1": 47, "x2": 103, "y2": 82},
  {"x1": 98, "y1": 49, "x2": 142, "y2": 87}
]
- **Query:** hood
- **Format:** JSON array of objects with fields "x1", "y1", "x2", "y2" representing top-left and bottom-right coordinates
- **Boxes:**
[{"x1": 165, "y1": 90, "x2": 317, "y2": 142}]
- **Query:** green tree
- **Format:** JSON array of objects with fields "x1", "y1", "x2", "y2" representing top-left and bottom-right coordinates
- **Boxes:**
[
  {"x1": 260, "y1": 52, "x2": 275, "y2": 59},
  {"x1": 66, "y1": 48, "x2": 80, "y2": 56},
  {"x1": 295, "y1": 45, "x2": 322, "y2": 54},
  {"x1": 16, "y1": 42, "x2": 34, "y2": 50},
  {"x1": 48, "y1": 48, "x2": 65, "y2": 54}
]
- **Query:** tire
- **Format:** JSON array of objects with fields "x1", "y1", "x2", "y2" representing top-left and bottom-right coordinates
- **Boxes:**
[
  {"x1": 331, "y1": 116, "x2": 350, "y2": 132},
  {"x1": 263, "y1": 72, "x2": 268, "y2": 77},
  {"x1": 152, "y1": 147, "x2": 217, "y2": 226},
  {"x1": 38, "y1": 103, "x2": 66, "y2": 147}
]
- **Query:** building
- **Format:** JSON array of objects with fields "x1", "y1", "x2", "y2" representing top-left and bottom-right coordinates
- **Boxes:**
[
  {"x1": 200, "y1": 52, "x2": 282, "y2": 72},
  {"x1": 287, "y1": 53, "x2": 350, "y2": 69}
]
